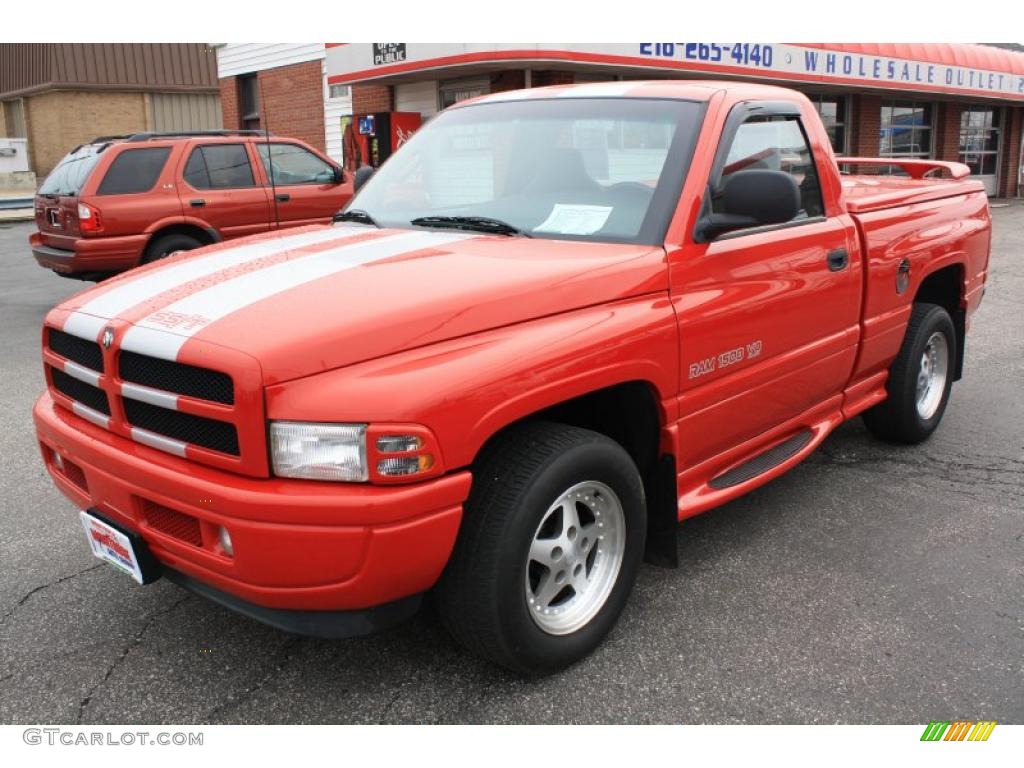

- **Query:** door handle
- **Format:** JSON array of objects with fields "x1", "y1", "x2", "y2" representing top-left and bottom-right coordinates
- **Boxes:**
[
  {"x1": 189, "y1": 199, "x2": 206, "y2": 207},
  {"x1": 827, "y1": 248, "x2": 849, "y2": 272},
  {"x1": 275, "y1": 193, "x2": 291, "y2": 202}
]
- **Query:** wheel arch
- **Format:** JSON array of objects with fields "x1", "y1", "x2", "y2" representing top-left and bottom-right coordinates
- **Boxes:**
[
  {"x1": 470, "y1": 380, "x2": 680, "y2": 568},
  {"x1": 143, "y1": 221, "x2": 220, "y2": 256},
  {"x1": 914, "y1": 261, "x2": 966, "y2": 380}
]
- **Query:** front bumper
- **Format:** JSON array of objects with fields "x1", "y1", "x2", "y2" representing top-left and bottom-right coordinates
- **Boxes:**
[
  {"x1": 30, "y1": 231, "x2": 147, "y2": 274},
  {"x1": 34, "y1": 392, "x2": 471, "y2": 616}
]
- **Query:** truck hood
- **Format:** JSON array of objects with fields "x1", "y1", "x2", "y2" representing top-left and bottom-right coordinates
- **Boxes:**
[{"x1": 54, "y1": 225, "x2": 668, "y2": 384}]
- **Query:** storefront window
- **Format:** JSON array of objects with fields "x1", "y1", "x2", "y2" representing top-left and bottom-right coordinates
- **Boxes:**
[
  {"x1": 880, "y1": 101, "x2": 933, "y2": 158},
  {"x1": 439, "y1": 77, "x2": 490, "y2": 110},
  {"x1": 959, "y1": 106, "x2": 1000, "y2": 177},
  {"x1": 807, "y1": 94, "x2": 848, "y2": 155}
]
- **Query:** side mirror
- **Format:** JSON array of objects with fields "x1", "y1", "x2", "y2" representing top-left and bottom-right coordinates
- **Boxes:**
[
  {"x1": 332, "y1": 166, "x2": 345, "y2": 184},
  {"x1": 696, "y1": 170, "x2": 801, "y2": 241},
  {"x1": 353, "y1": 165, "x2": 375, "y2": 194}
]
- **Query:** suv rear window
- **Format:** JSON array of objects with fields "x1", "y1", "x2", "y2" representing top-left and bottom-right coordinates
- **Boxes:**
[
  {"x1": 97, "y1": 147, "x2": 171, "y2": 195},
  {"x1": 183, "y1": 144, "x2": 255, "y2": 189},
  {"x1": 37, "y1": 147, "x2": 103, "y2": 197}
]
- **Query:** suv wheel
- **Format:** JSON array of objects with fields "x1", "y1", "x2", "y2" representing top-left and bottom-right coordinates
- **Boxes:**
[
  {"x1": 435, "y1": 421, "x2": 646, "y2": 674},
  {"x1": 863, "y1": 302, "x2": 956, "y2": 444},
  {"x1": 143, "y1": 233, "x2": 203, "y2": 264}
]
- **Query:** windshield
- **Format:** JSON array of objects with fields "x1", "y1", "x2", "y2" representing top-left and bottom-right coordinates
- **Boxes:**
[
  {"x1": 37, "y1": 146, "x2": 103, "y2": 196},
  {"x1": 350, "y1": 97, "x2": 704, "y2": 244}
]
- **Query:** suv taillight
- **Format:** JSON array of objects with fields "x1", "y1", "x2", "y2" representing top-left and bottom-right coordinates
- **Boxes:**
[{"x1": 77, "y1": 202, "x2": 102, "y2": 233}]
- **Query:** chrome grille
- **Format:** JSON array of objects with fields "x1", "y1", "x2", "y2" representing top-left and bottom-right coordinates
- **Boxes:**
[
  {"x1": 44, "y1": 324, "x2": 258, "y2": 472},
  {"x1": 50, "y1": 366, "x2": 111, "y2": 414},
  {"x1": 47, "y1": 328, "x2": 104, "y2": 372},
  {"x1": 119, "y1": 351, "x2": 234, "y2": 405},
  {"x1": 123, "y1": 399, "x2": 240, "y2": 456}
]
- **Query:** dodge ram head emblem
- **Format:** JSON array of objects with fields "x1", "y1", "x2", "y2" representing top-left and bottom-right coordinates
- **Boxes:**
[{"x1": 102, "y1": 328, "x2": 114, "y2": 349}]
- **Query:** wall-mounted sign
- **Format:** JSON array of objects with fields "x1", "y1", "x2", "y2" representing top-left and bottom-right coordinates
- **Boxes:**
[
  {"x1": 327, "y1": 43, "x2": 1024, "y2": 101},
  {"x1": 358, "y1": 115, "x2": 376, "y2": 135},
  {"x1": 373, "y1": 44, "x2": 407, "y2": 66}
]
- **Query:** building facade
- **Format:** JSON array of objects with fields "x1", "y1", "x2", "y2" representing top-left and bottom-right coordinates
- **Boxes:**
[
  {"x1": 323, "y1": 43, "x2": 1024, "y2": 197},
  {"x1": 216, "y1": 44, "x2": 352, "y2": 164},
  {"x1": 0, "y1": 43, "x2": 221, "y2": 177}
]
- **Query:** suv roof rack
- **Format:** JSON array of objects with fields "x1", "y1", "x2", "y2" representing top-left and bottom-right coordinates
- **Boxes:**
[{"x1": 125, "y1": 130, "x2": 272, "y2": 142}]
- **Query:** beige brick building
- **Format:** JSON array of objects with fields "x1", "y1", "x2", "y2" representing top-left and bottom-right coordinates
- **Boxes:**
[{"x1": 0, "y1": 44, "x2": 222, "y2": 178}]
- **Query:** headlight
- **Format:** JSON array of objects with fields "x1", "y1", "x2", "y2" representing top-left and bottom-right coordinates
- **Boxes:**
[{"x1": 269, "y1": 422, "x2": 367, "y2": 482}]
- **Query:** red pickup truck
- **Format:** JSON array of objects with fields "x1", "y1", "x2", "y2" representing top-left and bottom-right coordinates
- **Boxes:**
[
  {"x1": 29, "y1": 131, "x2": 352, "y2": 280},
  {"x1": 34, "y1": 81, "x2": 990, "y2": 674}
]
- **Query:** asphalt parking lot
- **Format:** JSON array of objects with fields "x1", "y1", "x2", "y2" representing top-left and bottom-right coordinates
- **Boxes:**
[{"x1": 1, "y1": 209, "x2": 1022, "y2": 725}]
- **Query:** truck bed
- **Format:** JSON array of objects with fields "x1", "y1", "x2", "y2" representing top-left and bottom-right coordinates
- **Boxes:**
[
  {"x1": 836, "y1": 157, "x2": 986, "y2": 213},
  {"x1": 842, "y1": 175, "x2": 987, "y2": 213}
]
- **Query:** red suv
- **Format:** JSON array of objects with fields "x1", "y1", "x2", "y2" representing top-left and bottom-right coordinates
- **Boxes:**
[{"x1": 30, "y1": 130, "x2": 353, "y2": 279}]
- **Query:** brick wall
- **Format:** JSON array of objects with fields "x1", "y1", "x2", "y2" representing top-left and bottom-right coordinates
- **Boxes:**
[
  {"x1": 934, "y1": 102, "x2": 962, "y2": 162},
  {"x1": 352, "y1": 83, "x2": 392, "y2": 114},
  {"x1": 26, "y1": 90, "x2": 148, "y2": 176},
  {"x1": 219, "y1": 76, "x2": 238, "y2": 131},
  {"x1": 221, "y1": 59, "x2": 325, "y2": 152},
  {"x1": 850, "y1": 95, "x2": 881, "y2": 157}
]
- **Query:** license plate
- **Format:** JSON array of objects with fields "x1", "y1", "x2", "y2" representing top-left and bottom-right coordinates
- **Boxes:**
[{"x1": 79, "y1": 510, "x2": 146, "y2": 584}]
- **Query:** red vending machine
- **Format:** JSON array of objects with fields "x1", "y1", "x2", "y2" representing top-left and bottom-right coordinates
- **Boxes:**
[{"x1": 343, "y1": 111, "x2": 422, "y2": 173}]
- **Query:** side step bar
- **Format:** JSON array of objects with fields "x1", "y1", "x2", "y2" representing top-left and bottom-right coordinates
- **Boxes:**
[{"x1": 708, "y1": 429, "x2": 814, "y2": 490}]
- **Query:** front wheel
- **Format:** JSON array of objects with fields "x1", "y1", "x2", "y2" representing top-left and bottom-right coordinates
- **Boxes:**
[
  {"x1": 863, "y1": 302, "x2": 956, "y2": 444},
  {"x1": 435, "y1": 421, "x2": 646, "y2": 674}
]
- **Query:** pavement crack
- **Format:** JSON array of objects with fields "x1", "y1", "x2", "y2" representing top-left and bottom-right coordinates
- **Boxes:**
[
  {"x1": 1, "y1": 563, "x2": 104, "y2": 626},
  {"x1": 75, "y1": 594, "x2": 191, "y2": 724},
  {"x1": 204, "y1": 635, "x2": 304, "y2": 723},
  {"x1": 377, "y1": 689, "x2": 403, "y2": 723},
  {"x1": 813, "y1": 444, "x2": 1024, "y2": 498}
]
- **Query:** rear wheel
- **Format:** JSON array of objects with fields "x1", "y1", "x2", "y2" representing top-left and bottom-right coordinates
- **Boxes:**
[
  {"x1": 863, "y1": 302, "x2": 956, "y2": 444},
  {"x1": 142, "y1": 233, "x2": 202, "y2": 264},
  {"x1": 435, "y1": 421, "x2": 646, "y2": 674}
]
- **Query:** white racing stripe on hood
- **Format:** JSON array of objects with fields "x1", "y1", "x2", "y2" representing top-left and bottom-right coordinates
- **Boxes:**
[
  {"x1": 121, "y1": 230, "x2": 471, "y2": 361},
  {"x1": 62, "y1": 226, "x2": 369, "y2": 341}
]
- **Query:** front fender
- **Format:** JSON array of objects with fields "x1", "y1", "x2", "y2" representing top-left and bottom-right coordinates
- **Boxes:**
[{"x1": 265, "y1": 294, "x2": 679, "y2": 470}]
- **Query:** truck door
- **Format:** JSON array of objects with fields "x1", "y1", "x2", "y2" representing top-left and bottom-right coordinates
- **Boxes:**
[
  {"x1": 179, "y1": 142, "x2": 273, "y2": 239},
  {"x1": 669, "y1": 102, "x2": 862, "y2": 472}
]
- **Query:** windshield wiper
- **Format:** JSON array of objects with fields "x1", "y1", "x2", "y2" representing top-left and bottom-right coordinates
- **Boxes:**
[
  {"x1": 333, "y1": 209, "x2": 380, "y2": 228},
  {"x1": 409, "y1": 216, "x2": 531, "y2": 237}
]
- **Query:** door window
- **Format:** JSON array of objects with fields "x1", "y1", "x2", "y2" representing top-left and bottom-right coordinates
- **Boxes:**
[
  {"x1": 256, "y1": 143, "x2": 336, "y2": 185},
  {"x1": 183, "y1": 144, "x2": 255, "y2": 189},
  {"x1": 715, "y1": 115, "x2": 824, "y2": 219}
]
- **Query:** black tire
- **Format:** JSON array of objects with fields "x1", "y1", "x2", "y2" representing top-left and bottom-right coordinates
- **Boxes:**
[
  {"x1": 862, "y1": 302, "x2": 956, "y2": 444},
  {"x1": 435, "y1": 421, "x2": 646, "y2": 675},
  {"x1": 142, "y1": 233, "x2": 202, "y2": 264}
]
